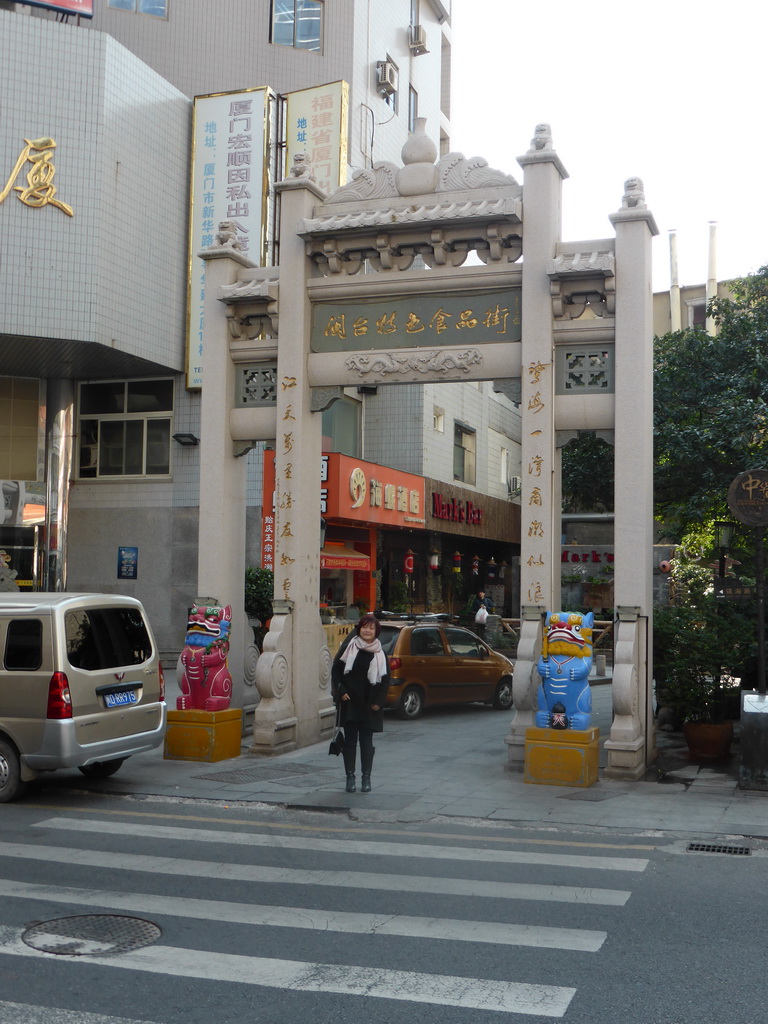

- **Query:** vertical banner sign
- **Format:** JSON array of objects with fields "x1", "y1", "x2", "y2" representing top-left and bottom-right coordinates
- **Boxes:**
[
  {"x1": 261, "y1": 451, "x2": 277, "y2": 573},
  {"x1": 186, "y1": 87, "x2": 272, "y2": 389},
  {"x1": 283, "y1": 81, "x2": 348, "y2": 196}
]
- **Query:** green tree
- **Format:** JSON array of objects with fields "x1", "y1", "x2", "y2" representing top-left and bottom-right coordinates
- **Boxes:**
[
  {"x1": 561, "y1": 433, "x2": 614, "y2": 513},
  {"x1": 244, "y1": 567, "x2": 274, "y2": 650},
  {"x1": 654, "y1": 265, "x2": 768, "y2": 540},
  {"x1": 244, "y1": 567, "x2": 273, "y2": 621}
]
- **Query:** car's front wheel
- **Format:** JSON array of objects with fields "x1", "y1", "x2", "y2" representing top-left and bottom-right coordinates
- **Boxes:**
[
  {"x1": 397, "y1": 686, "x2": 424, "y2": 720},
  {"x1": 0, "y1": 738, "x2": 24, "y2": 803},
  {"x1": 492, "y1": 677, "x2": 514, "y2": 710},
  {"x1": 78, "y1": 758, "x2": 126, "y2": 779}
]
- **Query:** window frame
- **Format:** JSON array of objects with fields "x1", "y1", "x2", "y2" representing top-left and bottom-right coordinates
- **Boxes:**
[
  {"x1": 321, "y1": 395, "x2": 362, "y2": 458},
  {"x1": 408, "y1": 85, "x2": 419, "y2": 133},
  {"x1": 77, "y1": 378, "x2": 174, "y2": 481},
  {"x1": 271, "y1": 0, "x2": 324, "y2": 53},
  {"x1": 107, "y1": 0, "x2": 170, "y2": 18},
  {"x1": 4, "y1": 619, "x2": 43, "y2": 672},
  {"x1": 453, "y1": 422, "x2": 476, "y2": 486}
]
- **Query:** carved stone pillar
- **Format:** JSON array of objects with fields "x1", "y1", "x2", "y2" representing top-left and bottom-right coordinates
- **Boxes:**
[
  {"x1": 251, "y1": 173, "x2": 334, "y2": 754},
  {"x1": 604, "y1": 185, "x2": 658, "y2": 779},
  {"x1": 506, "y1": 131, "x2": 568, "y2": 768},
  {"x1": 197, "y1": 243, "x2": 255, "y2": 713}
]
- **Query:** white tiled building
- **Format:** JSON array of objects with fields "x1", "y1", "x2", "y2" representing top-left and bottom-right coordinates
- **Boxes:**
[{"x1": 0, "y1": 0, "x2": 521, "y2": 656}]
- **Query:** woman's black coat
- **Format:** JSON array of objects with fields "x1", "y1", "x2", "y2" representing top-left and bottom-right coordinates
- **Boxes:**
[{"x1": 332, "y1": 638, "x2": 390, "y2": 733}]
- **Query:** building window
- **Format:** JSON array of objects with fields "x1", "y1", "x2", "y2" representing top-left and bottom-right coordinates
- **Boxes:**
[
  {"x1": 271, "y1": 0, "x2": 323, "y2": 52},
  {"x1": 500, "y1": 447, "x2": 510, "y2": 485},
  {"x1": 687, "y1": 300, "x2": 707, "y2": 328},
  {"x1": 433, "y1": 406, "x2": 444, "y2": 432},
  {"x1": 453, "y1": 423, "x2": 476, "y2": 485},
  {"x1": 78, "y1": 379, "x2": 173, "y2": 479},
  {"x1": 408, "y1": 86, "x2": 419, "y2": 133},
  {"x1": 108, "y1": 0, "x2": 169, "y2": 16},
  {"x1": 322, "y1": 396, "x2": 361, "y2": 458}
]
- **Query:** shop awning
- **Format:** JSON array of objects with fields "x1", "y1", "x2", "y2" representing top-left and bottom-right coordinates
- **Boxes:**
[{"x1": 320, "y1": 545, "x2": 370, "y2": 571}]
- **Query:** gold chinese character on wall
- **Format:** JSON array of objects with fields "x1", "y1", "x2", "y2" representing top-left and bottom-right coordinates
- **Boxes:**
[{"x1": 0, "y1": 137, "x2": 73, "y2": 216}]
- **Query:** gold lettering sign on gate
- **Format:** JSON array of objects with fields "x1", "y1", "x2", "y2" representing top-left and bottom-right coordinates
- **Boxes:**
[
  {"x1": 0, "y1": 137, "x2": 74, "y2": 216},
  {"x1": 311, "y1": 289, "x2": 521, "y2": 352}
]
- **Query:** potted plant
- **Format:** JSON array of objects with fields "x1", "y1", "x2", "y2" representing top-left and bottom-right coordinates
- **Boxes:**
[
  {"x1": 582, "y1": 567, "x2": 614, "y2": 613},
  {"x1": 654, "y1": 601, "x2": 749, "y2": 759}
]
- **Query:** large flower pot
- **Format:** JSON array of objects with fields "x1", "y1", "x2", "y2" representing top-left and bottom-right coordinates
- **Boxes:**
[{"x1": 683, "y1": 720, "x2": 734, "y2": 760}]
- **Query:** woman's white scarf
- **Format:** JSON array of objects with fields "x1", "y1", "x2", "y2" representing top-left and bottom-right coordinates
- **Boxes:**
[{"x1": 340, "y1": 635, "x2": 387, "y2": 687}]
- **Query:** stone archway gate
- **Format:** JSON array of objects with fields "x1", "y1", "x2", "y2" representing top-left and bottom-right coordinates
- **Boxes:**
[{"x1": 197, "y1": 122, "x2": 658, "y2": 780}]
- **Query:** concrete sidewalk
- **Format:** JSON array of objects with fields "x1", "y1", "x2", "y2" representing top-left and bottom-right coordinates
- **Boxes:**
[{"x1": 43, "y1": 679, "x2": 768, "y2": 840}]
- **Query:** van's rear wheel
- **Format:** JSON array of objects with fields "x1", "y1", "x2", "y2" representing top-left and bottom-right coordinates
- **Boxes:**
[
  {"x1": 0, "y1": 738, "x2": 24, "y2": 803},
  {"x1": 78, "y1": 758, "x2": 125, "y2": 779}
]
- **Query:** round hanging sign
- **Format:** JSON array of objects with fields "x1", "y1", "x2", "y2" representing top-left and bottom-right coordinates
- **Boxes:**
[{"x1": 727, "y1": 469, "x2": 768, "y2": 526}]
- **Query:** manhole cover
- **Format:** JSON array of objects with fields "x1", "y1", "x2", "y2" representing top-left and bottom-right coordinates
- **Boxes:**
[
  {"x1": 560, "y1": 788, "x2": 626, "y2": 802},
  {"x1": 22, "y1": 915, "x2": 162, "y2": 956}
]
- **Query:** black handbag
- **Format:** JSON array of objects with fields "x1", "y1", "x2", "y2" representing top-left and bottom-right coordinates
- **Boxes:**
[{"x1": 328, "y1": 703, "x2": 344, "y2": 756}]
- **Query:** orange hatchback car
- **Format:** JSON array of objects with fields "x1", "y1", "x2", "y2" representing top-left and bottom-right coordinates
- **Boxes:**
[{"x1": 379, "y1": 621, "x2": 514, "y2": 720}]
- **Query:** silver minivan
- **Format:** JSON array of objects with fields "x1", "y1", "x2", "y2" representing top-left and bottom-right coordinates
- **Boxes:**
[{"x1": 0, "y1": 593, "x2": 166, "y2": 801}]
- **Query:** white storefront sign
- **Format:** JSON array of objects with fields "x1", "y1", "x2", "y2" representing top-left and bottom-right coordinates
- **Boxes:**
[{"x1": 186, "y1": 87, "x2": 272, "y2": 388}]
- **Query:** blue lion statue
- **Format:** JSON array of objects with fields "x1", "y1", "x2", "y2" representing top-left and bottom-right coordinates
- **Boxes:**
[{"x1": 535, "y1": 611, "x2": 593, "y2": 731}]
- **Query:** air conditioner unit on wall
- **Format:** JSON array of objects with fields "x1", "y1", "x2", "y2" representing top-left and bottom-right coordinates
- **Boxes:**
[
  {"x1": 376, "y1": 60, "x2": 399, "y2": 96},
  {"x1": 408, "y1": 24, "x2": 428, "y2": 55}
]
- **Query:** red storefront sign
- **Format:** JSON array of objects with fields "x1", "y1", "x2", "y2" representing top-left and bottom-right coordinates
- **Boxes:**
[
  {"x1": 322, "y1": 453, "x2": 425, "y2": 528},
  {"x1": 17, "y1": 0, "x2": 93, "y2": 15},
  {"x1": 261, "y1": 452, "x2": 425, "y2": 571},
  {"x1": 432, "y1": 492, "x2": 483, "y2": 526}
]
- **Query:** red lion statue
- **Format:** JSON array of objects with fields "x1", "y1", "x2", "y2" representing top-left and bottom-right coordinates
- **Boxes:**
[{"x1": 178, "y1": 603, "x2": 233, "y2": 711}]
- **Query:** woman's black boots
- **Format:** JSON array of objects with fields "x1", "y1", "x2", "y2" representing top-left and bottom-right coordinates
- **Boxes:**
[
  {"x1": 343, "y1": 747, "x2": 356, "y2": 792},
  {"x1": 360, "y1": 747, "x2": 374, "y2": 792}
]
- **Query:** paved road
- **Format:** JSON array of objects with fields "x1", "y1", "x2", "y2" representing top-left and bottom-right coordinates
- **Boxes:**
[
  {"x1": 23, "y1": 681, "x2": 768, "y2": 839},
  {"x1": 1, "y1": 800, "x2": 764, "y2": 1022}
]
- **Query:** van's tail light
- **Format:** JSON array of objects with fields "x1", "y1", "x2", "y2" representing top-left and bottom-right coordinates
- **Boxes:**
[
  {"x1": 388, "y1": 657, "x2": 403, "y2": 672},
  {"x1": 47, "y1": 672, "x2": 73, "y2": 719},
  {"x1": 158, "y1": 662, "x2": 166, "y2": 702}
]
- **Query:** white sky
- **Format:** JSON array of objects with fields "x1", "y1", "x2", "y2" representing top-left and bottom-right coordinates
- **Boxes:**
[{"x1": 450, "y1": 0, "x2": 768, "y2": 292}]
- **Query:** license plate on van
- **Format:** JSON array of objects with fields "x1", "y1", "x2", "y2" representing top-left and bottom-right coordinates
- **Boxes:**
[{"x1": 104, "y1": 690, "x2": 138, "y2": 708}]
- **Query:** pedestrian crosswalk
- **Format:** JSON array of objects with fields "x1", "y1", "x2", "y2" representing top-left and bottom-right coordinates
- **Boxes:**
[{"x1": 0, "y1": 813, "x2": 652, "y2": 1021}]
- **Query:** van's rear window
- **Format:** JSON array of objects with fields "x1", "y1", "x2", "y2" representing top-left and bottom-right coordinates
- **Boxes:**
[
  {"x1": 5, "y1": 619, "x2": 43, "y2": 671},
  {"x1": 65, "y1": 607, "x2": 153, "y2": 670}
]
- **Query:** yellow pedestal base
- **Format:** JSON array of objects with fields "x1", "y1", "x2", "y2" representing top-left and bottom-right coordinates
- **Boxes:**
[
  {"x1": 164, "y1": 708, "x2": 242, "y2": 762},
  {"x1": 524, "y1": 726, "x2": 599, "y2": 788}
]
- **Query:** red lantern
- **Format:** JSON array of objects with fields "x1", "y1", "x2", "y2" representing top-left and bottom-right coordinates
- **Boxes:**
[
  {"x1": 404, "y1": 549, "x2": 415, "y2": 574},
  {"x1": 429, "y1": 549, "x2": 440, "y2": 572},
  {"x1": 453, "y1": 551, "x2": 462, "y2": 574}
]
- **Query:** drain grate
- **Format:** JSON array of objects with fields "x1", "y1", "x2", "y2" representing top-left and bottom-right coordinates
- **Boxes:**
[
  {"x1": 23, "y1": 915, "x2": 162, "y2": 956},
  {"x1": 687, "y1": 842, "x2": 751, "y2": 856},
  {"x1": 195, "y1": 762, "x2": 332, "y2": 784}
]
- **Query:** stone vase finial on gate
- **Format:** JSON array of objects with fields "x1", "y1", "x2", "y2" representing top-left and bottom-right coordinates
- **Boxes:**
[{"x1": 396, "y1": 117, "x2": 438, "y2": 196}]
